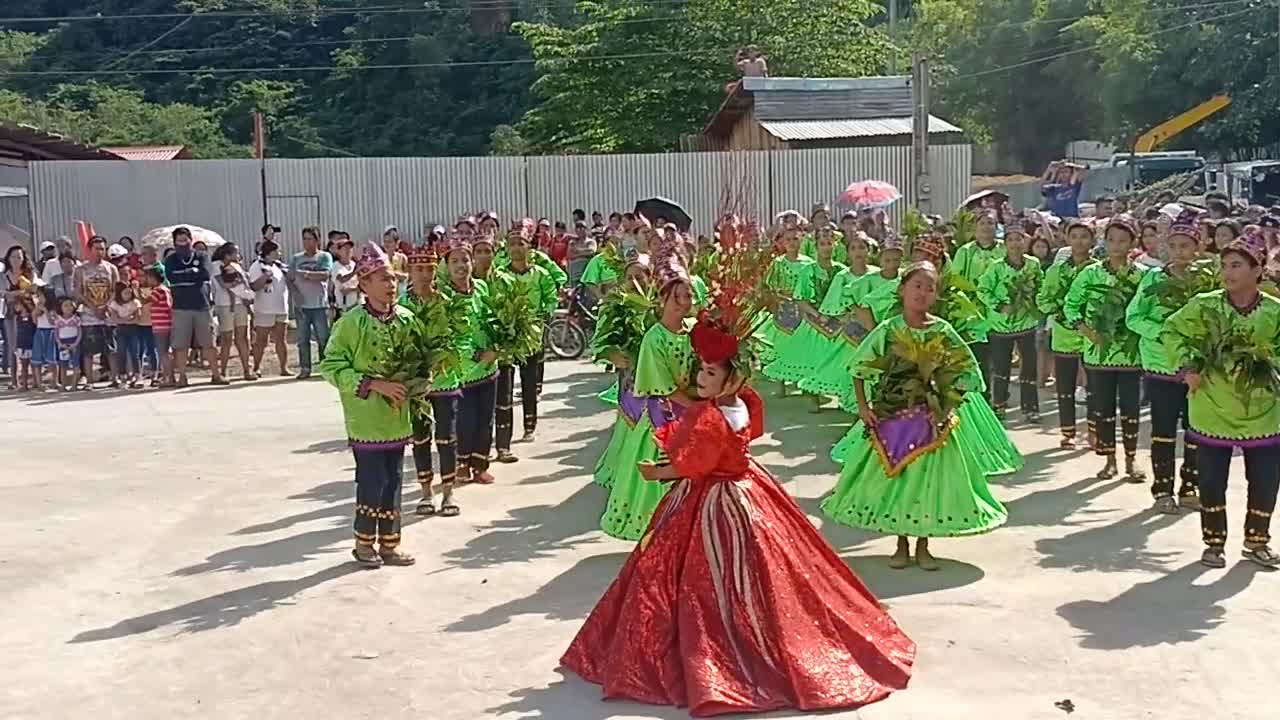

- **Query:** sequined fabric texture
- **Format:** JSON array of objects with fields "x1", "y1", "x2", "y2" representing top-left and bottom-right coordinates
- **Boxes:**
[{"x1": 561, "y1": 388, "x2": 916, "y2": 716}]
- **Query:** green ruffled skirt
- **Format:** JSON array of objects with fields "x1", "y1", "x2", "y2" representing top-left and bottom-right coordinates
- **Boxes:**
[
  {"x1": 821, "y1": 421, "x2": 1008, "y2": 537},
  {"x1": 592, "y1": 411, "x2": 631, "y2": 489},
  {"x1": 831, "y1": 393, "x2": 1022, "y2": 477},
  {"x1": 797, "y1": 338, "x2": 859, "y2": 400},
  {"x1": 599, "y1": 414, "x2": 671, "y2": 541},
  {"x1": 762, "y1": 318, "x2": 842, "y2": 385}
]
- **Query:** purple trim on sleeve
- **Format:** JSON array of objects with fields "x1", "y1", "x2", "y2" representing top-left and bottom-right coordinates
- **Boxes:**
[
  {"x1": 356, "y1": 376, "x2": 373, "y2": 399},
  {"x1": 1186, "y1": 428, "x2": 1280, "y2": 449}
]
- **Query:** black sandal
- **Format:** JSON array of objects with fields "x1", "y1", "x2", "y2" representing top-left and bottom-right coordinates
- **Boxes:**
[
  {"x1": 416, "y1": 500, "x2": 436, "y2": 516},
  {"x1": 351, "y1": 547, "x2": 383, "y2": 568},
  {"x1": 439, "y1": 502, "x2": 461, "y2": 517}
]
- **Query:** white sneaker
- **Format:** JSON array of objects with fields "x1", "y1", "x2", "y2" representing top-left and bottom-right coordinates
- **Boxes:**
[{"x1": 1075, "y1": 388, "x2": 1088, "y2": 405}]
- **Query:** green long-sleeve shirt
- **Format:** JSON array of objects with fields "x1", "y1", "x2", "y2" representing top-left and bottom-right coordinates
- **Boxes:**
[
  {"x1": 320, "y1": 305, "x2": 414, "y2": 447},
  {"x1": 456, "y1": 278, "x2": 498, "y2": 386},
  {"x1": 1162, "y1": 290, "x2": 1280, "y2": 443},
  {"x1": 1064, "y1": 261, "x2": 1145, "y2": 368},
  {"x1": 800, "y1": 233, "x2": 848, "y2": 266},
  {"x1": 497, "y1": 248, "x2": 566, "y2": 289},
  {"x1": 795, "y1": 260, "x2": 848, "y2": 305},
  {"x1": 817, "y1": 265, "x2": 880, "y2": 315},
  {"x1": 977, "y1": 255, "x2": 1043, "y2": 335},
  {"x1": 1036, "y1": 255, "x2": 1094, "y2": 354},
  {"x1": 854, "y1": 269, "x2": 903, "y2": 324},
  {"x1": 1124, "y1": 267, "x2": 1187, "y2": 376},
  {"x1": 952, "y1": 240, "x2": 1005, "y2": 287},
  {"x1": 765, "y1": 255, "x2": 815, "y2": 298}
]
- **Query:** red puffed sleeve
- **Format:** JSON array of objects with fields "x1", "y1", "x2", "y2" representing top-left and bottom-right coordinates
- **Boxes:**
[
  {"x1": 653, "y1": 401, "x2": 727, "y2": 480},
  {"x1": 739, "y1": 385, "x2": 765, "y2": 441}
]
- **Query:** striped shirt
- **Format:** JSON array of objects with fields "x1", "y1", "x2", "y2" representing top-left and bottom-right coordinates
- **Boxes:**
[{"x1": 149, "y1": 285, "x2": 173, "y2": 332}]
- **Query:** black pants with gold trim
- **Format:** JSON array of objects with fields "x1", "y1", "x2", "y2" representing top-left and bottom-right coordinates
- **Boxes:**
[
  {"x1": 458, "y1": 377, "x2": 497, "y2": 473},
  {"x1": 1088, "y1": 367, "x2": 1140, "y2": 458},
  {"x1": 352, "y1": 447, "x2": 404, "y2": 549},
  {"x1": 496, "y1": 360, "x2": 541, "y2": 452},
  {"x1": 1147, "y1": 377, "x2": 1198, "y2": 500},
  {"x1": 411, "y1": 394, "x2": 458, "y2": 493},
  {"x1": 1198, "y1": 442, "x2": 1280, "y2": 548},
  {"x1": 1054, "y1": 354, "x2": 1093, "y2": 442},
  {"x1": 989, "y1": 330, "x2": 1039, "y2": 415}
]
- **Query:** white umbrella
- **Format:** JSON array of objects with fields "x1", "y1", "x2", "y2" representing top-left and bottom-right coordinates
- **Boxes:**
[{"x1": 138, "y1": 224, "x2": 228, "y2": 250}]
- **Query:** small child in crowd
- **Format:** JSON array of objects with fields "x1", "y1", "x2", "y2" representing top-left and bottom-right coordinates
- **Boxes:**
[
  {"x1": 54, "y1": 296, "x2": 82, "y2": 391},
  {"x1": 108, "y1": 283, "x2": 144, "y2": 388},
  {"x1": 13, "y1": 293, "x2": 36, "y2": 390},
  {"x1": 142, "y1": 267, "x2": 173, "y2": 387},
  {"x1": 31, "y1": 287, "x2": 57, "y2": 389}
]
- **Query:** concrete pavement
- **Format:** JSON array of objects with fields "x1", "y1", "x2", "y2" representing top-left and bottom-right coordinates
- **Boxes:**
[{"x1": 0, "y1": 361, "x2": 1270, "y2": 720}]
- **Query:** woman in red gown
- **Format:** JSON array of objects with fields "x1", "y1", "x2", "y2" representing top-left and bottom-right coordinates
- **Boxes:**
[{"x1": 561, "y1": 224, "x2": 915, "y2": 716}]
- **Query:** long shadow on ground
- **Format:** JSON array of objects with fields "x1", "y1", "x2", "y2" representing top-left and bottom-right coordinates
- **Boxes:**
[{"x1": 1057, "y1": 561, "x2": 1267, "y2": 649}]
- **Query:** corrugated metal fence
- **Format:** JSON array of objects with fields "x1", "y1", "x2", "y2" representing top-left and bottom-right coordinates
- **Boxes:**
[{"x1": 30, "y1": 145, "x2": 970, "y2": 258}]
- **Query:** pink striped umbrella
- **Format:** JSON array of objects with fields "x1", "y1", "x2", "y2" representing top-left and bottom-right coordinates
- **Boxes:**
[{"x1": 838, "y1": 180, "x2": 901, "y2": 208}]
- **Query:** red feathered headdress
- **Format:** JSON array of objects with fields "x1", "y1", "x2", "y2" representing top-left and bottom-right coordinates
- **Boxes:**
[{"x1": 690, "y1": 215, "x2": 779, "y2": 373}]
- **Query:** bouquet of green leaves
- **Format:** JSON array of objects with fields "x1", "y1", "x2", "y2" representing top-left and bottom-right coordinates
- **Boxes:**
[
  {"x1": 901, "y1": 208, "x2": 931, "y2": 255},
  {"x1": 381, "y1": 294, "x2": 468, "y2": 412},
  {"x1": 866, "y1": 326, "x2": 973, "y2": 428},
  {"x1": 592, "y1": 279, "x2": 657, "y2": 367},
  {"x1": 690, "y1": 244, "x2": 720, "y2": 281},
  {"x1": 934, "y1": 272, "x2": 983, "y2": 340},
  {"x1": 1003, "y1": 266, "x2": 1039, "y2": 316},
  {"x1": 1083, "y1": 269, "x2": 1141, "y2": 357},
  {"x1": 485, "y1": 275, "x2": 544, "y2": 366},
  {"x1": 948, "y1": 208, "x2": 976, "y2": 255},
  {"x1": 1173, "y1": 303, "x2": 1280, "y2": 409},
  {"x1": 1148, "y1": 261, "x2": 1219, "y2": 310}
]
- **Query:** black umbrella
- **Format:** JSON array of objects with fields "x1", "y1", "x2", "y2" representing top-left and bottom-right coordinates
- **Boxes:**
[{"x1": 635, "y1": 196, "x2": 693, "y2": 232}]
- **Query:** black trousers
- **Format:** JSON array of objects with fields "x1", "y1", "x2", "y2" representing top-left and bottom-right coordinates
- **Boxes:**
[
  {"x1": 971, "y1": 341, "x2": 991, "y2": 401},
  {"x1": 411, "y1": 394, "x2": 459, "y2": 489},
  {"x1": 1054, "y1": 354, "x2": 1093, "y2": 442},
  {"x1": 1088, "y1": 367, "x2": 1140, "y2": 457},
  {"x1": 458, "y1": 377, "x2": 497, "y2": 473},
  {"x1": 989, "y1": 331, "x2": 1039, "y2": 414},
  {"x1": 496, "y1": 362, "x2": 540, "y2": 451},
  {"x1": 1198, "y1": 443, "x2": 1280, "y2": 548},
  {"x1": 352, "y1": 447, "x2": 404, "y2": 549},
  {"x1": 1147, "y1": 377, "x2": 1198, "y2": 500}
]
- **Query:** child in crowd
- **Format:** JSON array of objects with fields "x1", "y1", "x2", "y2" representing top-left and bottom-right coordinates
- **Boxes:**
[
  {"x1": 142, "y1": 267, "x2": 173, "y2": 387},
  {"x1": 108, "y1": 283, "x2": 144, "y2": 388},
  {"x1": 13, "y1": 293, "x2": 36, "y2": 391},
  {"x1": 31, "y1": 287, "x2": 57, "y2": 390},
  {"x1": 53, "y1": 296, "x2": 82, "y2": 391}
]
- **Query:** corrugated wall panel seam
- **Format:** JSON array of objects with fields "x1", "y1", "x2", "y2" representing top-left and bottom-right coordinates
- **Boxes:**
[{"x1": 32, "y1": 147, "x2": 970, "y2": 248}]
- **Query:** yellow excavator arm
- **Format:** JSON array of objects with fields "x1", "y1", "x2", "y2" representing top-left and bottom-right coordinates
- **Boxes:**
[{"x1": 1134, "y1": 94, "x2": 1231, "y2": 153}]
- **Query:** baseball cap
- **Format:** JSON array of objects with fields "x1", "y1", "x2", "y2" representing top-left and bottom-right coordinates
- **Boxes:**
[
  {"x1": 39, "y1": 240, "x2": 56, "y2": 252},
  {"x1": 107, "y1": 243, "x2": 128, "y2": 259}
]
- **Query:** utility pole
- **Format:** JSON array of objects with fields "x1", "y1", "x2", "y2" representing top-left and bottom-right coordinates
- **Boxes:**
[
  {"x1": 911, "y1": 54, "x2": 932, "y2": 214},
  {"x1": 888, "y1": 0, "x2": 899, "y2": 75},
  {"x1": 253, "y1": 111, "x2": 267, "y2": 226}
]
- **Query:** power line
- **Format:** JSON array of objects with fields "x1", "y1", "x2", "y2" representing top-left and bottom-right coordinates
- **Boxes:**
[
  {"x1": 982, "y1": 0, "x2": 1261, "y2": 30},
  {"x1": 0, "y1": 46, "x2": 735, "y2": 77},
  {"x1": 948, "y1": 3, "x2": 1266, "y2": 81},
  {"x1": 101, "y1": 15, "x2": 194, "y2": 70},
  {"x1": 0, "y1": 0, "x2": 691, "y2": 24}
]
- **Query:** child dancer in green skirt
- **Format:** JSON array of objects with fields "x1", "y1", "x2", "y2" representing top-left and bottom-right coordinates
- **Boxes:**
[{"x1": 823, "y1": 261, "x2": 1008, "y2": 570}]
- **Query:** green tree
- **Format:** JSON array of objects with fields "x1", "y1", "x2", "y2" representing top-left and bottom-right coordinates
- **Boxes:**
[{"x1": 515, "y1": 0, "x2": 890, "y2": 153}]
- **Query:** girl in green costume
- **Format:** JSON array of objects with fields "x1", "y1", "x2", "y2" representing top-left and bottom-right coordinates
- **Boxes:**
[
  {"x1": 1064, "y1": 216, "x2": 1147, "y2": 482},
  {"x1": 1036, "y1": 219, "x2": 1096, "y2": 449},
  {"x1": 822, "y1": 261, "x2": 1008, "y2": 570},
  {"x1": 951, "y1": 209, "x2": 1005, "y2": 385},
  {"x1": 831, "y1": 237, "x2": 1022, "y2": 479},
  {"x1": 590, "y1": 253, "x2": 655, "y2": 488},
  {"x1": 1126, "y1": 214, "x2": 1213, "y2": 514},
  {"x1": 977, "y1": 223, "x2": 1044, "y2": 422},
  {"x1": 761, "y1": 223, "x2": 847, "y2": 391},
  {"x1": 598, "y1": 239, "x2": 697, "y2": 540},
  {"x1": 757, "y1": 226, "x2": 814, "y2": 369},
  {"x1": 1161, "y1": 226, "x2": 1280, "y2": 568},
  {"x1": 796, "y1": 232, "x2": 884, "y2": 402}
]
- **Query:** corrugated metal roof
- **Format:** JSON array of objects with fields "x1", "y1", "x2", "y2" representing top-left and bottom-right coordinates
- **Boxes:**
[
  {"x1": 0, "y1": 123, "x2": 122, "y2": 161},
  {"x1": 760, "y1": 116, "x2": 962, "y2": 141},
  {"x1": 103, "y1": 145, "x2": 191, "y2": 161}
]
